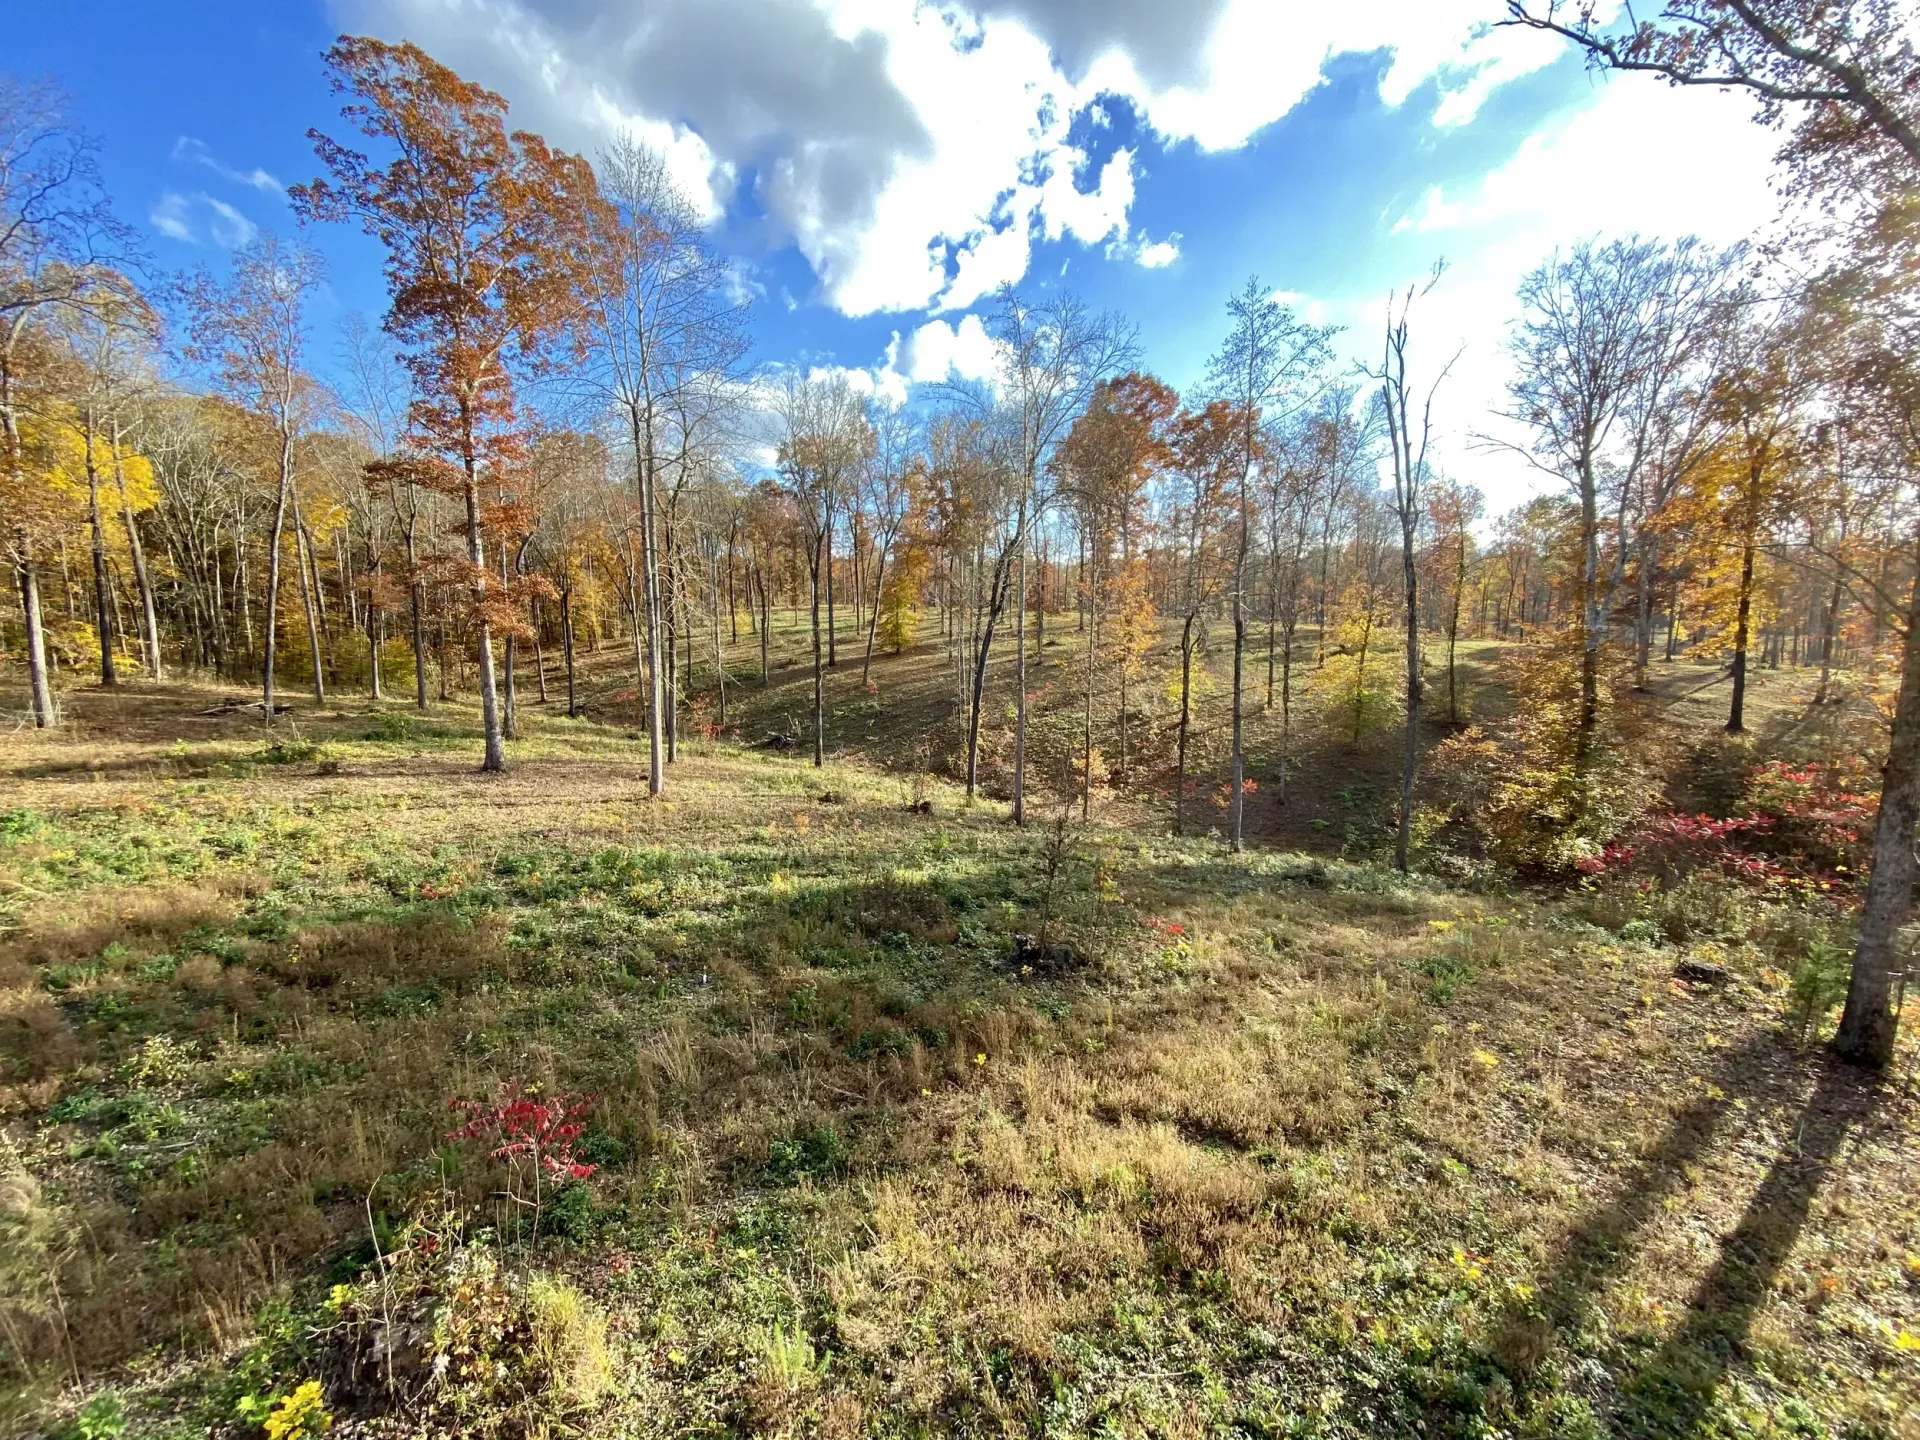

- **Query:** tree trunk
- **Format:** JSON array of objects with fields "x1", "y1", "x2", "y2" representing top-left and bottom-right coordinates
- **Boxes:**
[
  {"x1": 83, "y1": 418, "x2": 117, "y2": 687},
  {"x1": 757, "y1": 566, "x2": 771, "y2": 684},
  {"x1": 1727, "y1": 532, "x2": 1757, "y2": 733},
  {"x1": 1035, "y1": 535, "x2": 1046, "y2": 657},
  {"x1": 405, "y1": 515, "x2": 428, "y2": 711},
  {"x1": 369, "y1": 604, "x2": 383, "y2": 700},
  {"x1": 1, "y1": 358, "x2": 55, "y2": 723},
  {"x1": 1574, "y1": 459, "x2": 1602, "y2": 776},
  {"x1": 499, "y1": 532, "x2": 518, "y2": 741},
  {"x1": 825, "y1": 511, "x2": 838, "y2": 669},
  {"x1": 463, "y1": 459, "x2": 505, "y2": 772},
  {"x1": 1013, "y1": 532, "x2": 1028, "y2": 827},
  {"x1": 861, "y1": 545, "x2": 887, "y2": 684},
  {"x1": 1447, "y1": 532, "x2": 1466, "y2": 725},
  {"x1": 111, "y1": 420, "x2": 163, "y2": 680},
  {"x1": 291, "y1": 492, "x2": 326, "y2": 709},
  {"x1": 1396, "y1": 540, "x2": 1420, "y2": 874},
  {"x1": 1081, "y1": 542, "x2": 1098, "y2": 821},
  {"x1": 1632, "y1": 528, "x2": 1658, "y2": 688},
  {"x1": 262, "y1": 434, "x2": 295, "y2": 722},
  {"x1": 1816, "y1": 569, "x2": 1844, "y2": 704},
  {"x1": 1834, "y1": 532, "x2": 1920, "y2": 1069},
  {"x1": 1230, "y1": 458, "x2": 1250, "y2": 854},
  {"x1": 16, "y1": 551, "x2": 54, "y2": 726},
  {"x1": 562, "y1": 589, "x2": 579, "y2": 717},
  {"x1": 532, "y1": 598, "x2": 548, "y2": 704},
  {"x1": 965, "y1": 567, "x2": 1009, "y2": 802},
  {"x1": 503, "y1": 632, "x2": 518, "y2": 738},
  {"x1": 1175, "y1": 612, "x2": 1194, "y2": 835},
  {"x1": 1278, "y1": 620, "x2": 1296, "y2": 803},
  {"x1": 634, "y1": 411, "x2": 666, "y2": 798},
  {"x1": 810, "y1": 529, "x2": 826, "y2": 767}
]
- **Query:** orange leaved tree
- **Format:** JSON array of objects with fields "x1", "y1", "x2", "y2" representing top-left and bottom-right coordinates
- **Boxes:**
[{"x1": 292, "y1": 36, "x2": 608, "y2": 771}]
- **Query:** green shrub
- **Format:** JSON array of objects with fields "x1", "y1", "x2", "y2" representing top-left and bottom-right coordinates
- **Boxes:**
[
  {"x1": 1787, "y1": 934, "x2": 1851, "y2": 1044},
  {"x1": 60, "y1": 1392, "x2": 127, "y2": 1440},
  {"x1": 765, "y1": 1124, "x2": 848, "y2": 1184},
  {"x1": 544, "y1": 1181, "x2": 597, "y2": 1243},
  {"x1": 365, "y1": 710, "x2": 416, "y2": 743}
]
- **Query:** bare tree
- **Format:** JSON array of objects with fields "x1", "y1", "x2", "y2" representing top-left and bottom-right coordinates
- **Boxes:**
[
  {"x1": 183, "y1": 234, "x2": 327, "y2": 723},
  {"x1": 1502, "y1": 0, "x2": 1920, "y2": 198},
  {"x1": 584, "y1": 136, "x2": 749, "y2": 796},
  {"x1": 0, "y1": 76, "x2": 137, "y2": 726},
  {"x1": 981, "y1": 288, "x2": 1136, "y2": 825},
  {"x1": 1497, "y1": 239, "x2": 1686, "y2": 778},
  {"x1": 1367, "y1": 264, "x2": 1456, "y2": 872},
  {"x1": 1206, "y1": 278, "x2": 1337, "y2": 852},
  {"x1": 777, "y1": 372, "x2": 870, "y2": 768},
  {"x1": 336, "y1": 312, "x2": 425, "y2": 705},
  {"x1": 860, "y1": 400, "x2": 916, "y2": 684}
]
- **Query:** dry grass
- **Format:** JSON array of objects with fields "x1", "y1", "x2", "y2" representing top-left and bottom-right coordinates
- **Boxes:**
[{"x1": 0, "y1": 678, "x2": 1914, "y2": 1438}]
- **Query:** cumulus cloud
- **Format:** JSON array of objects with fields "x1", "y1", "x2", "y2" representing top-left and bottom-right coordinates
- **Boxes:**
[
  {"x1": 894, "y1": 314, "x2": 1000, "y2": 384},
  {"x1": 1116, "y1": 233, "x2": 1180, "y2": 268},
  {"x1": 332, "y1": 0, "x2": 1594, "y2": 315},
  {"x1": 1345, "y1": 75, "x2": 1780, "y2": 509}
]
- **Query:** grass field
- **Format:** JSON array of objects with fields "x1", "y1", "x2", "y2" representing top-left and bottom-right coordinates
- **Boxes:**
[{"x1": 1, "y1": 619, "x2": 1917, "y2": 1438}]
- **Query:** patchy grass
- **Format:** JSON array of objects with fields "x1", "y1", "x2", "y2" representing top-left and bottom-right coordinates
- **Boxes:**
[{"x1": 0, "y1": 682, "x2": 1915, "y2": 1439}]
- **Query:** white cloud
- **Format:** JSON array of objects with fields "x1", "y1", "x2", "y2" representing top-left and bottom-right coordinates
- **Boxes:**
[
  {"x1": 1071, "y1": 0, "x2": 1583, "y2": 150},
  {"x1": 1397, "y1": 76, "x2": 1779, "y2": 241},
  {"x1": 334, "y1": 0, "x2": 1602, "y2": 316},
  {"x1": 172, "y1": 137, "x2": 284, "y2": 193},
  {"x1": 1346, "y1": 75, "x2": 1781, "y2": 512},
  {"x1": 894, "y1": 313, "x2": 1000, "y2": 384},
  {"x1": 1110, "y1": 231, "x2": 1180, "y2": 268},
  {"x1": 149, "y1": 192, "x2": 194, "y2": 242},
  {"x1": 1269, "y1": 288, "x2": 1330, "y2": 325},
  {"x1": 1133, "y1": 236, "x2": 1180, "y2": 268},
  {"x1": 148, "y1": 190, "x2": 260, "y2": 248}
]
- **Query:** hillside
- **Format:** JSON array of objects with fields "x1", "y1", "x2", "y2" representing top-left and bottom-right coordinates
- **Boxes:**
[{"x1": 1, "y1": 671, "x2": 1916, "y2": 1439}]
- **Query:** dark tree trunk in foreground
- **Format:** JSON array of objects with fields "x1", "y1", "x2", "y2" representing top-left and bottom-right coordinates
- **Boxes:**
[{"x1": 1835, "y1": 539, "x2": 1920, "y2": 1069}]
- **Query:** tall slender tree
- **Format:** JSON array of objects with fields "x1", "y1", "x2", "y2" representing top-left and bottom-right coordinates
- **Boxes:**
[
  {"x1": 183, "y1": 234, "x2": 326, "y2": 722},
  {"x1": 1368, "y1": 265, "x2": 1456, "y2": 872},
  {"x1": 294, "y1": 36, "x2": 609, "y2": 771},
  {"x1": 1206, "y1": 279, "x2": 1336, "y2": 852},
  {"x1": 0, "y1": 76, "x2": 136, "y2": 726}
]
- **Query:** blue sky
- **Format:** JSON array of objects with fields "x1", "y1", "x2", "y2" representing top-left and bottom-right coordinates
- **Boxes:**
[{"x1": 10, "y1": 0, "x2": 1785, "y2": 508}]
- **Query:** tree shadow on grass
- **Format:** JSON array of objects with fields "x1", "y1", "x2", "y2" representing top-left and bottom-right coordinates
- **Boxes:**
[
  {"x1": 1612, "y1": 1058, "x2": 1880, "y2": 1437},
  {"x1": 1488, "y1": 1032, "x2": 1881, "y2": 1436}
]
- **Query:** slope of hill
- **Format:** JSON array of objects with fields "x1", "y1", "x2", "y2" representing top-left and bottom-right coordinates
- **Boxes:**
[{"x1": 0, "y1": 685, "x2": 1915, "y2": 1439}]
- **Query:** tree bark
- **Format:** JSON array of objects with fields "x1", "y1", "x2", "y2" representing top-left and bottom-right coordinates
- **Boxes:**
[
  {"x1": 461, "y1": 451, "x2": 504, "y2": 772},
  {"x1": 1175, "y1": 612, "x2": 1194, "y2": 835},
  {"x1": 16, "y1": 552, "x2": 54, "y2": 726},
  {"x1": 810, "y1": 527, "x2": 826, "y2": 767},
  {"x1": 1013, "y1": 531, "x2": 1028, "y2": 827},
  {"x1": 633, "y1": 409, "x2": 666, "y2": 797},
  {"x1": 861, "y1": 544, "x2": 888, "y2": 684},
  {"x1": 291, "y1": 490, "x2": 326, "y2": 709},
  {"x1": 110, "y1": 420, "x2": 163, "y2": 680},
  {"x1": 1834, "y1": 532, "x2": 1920, "y2": 1069},
  {"x1": 406, "y1": 513, "x2": 428, "y2": 711},
  {"x1": 825, "y1": 510, "x2": 838, "y2": 669},
  {"x1": 1396, "y1": 539, "x2": 1421, "y2": 873},
  {"x1": 561, "y1": 588, "x2": 578, "y2": 717},
  {"x1": 83, "y1": 416, "x2": 117, "y2": 687},
  {"x1": 1727, "y1": 531, "x2": 1757, "y2": 733}
]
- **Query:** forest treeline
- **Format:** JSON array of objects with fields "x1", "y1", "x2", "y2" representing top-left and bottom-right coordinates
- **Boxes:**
[{"x1": 4, "y1": 6, "x2": 1920, "y2": 1067}]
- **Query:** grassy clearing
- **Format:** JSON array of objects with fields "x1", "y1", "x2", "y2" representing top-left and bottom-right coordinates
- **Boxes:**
[{"x1": 0, "y1": 679, "x2": 1916, "y2": 1439}]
